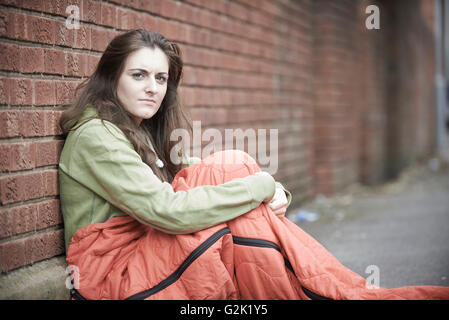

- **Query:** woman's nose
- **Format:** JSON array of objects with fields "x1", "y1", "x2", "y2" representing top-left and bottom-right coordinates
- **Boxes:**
[{"x1": 144, "y1": 78, "x2": 157, "y2": 94}]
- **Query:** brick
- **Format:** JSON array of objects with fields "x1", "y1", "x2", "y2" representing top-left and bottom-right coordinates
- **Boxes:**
[
  {"x1": 36, "y1": 199, "x2": 61, "y2": 230},
  {"x1": 44, "y1": 48, "x2": 66, "y2": 75},
  {"x1": 159, "y1": 0, "x2": 178, "y2": 19},
  {"x1": 90, "y1": 27, "x2": 114, "y2": 52},
  {"x1": 116, "y1": 7, "x2": 131, "y2": 29},
  {"x1": 19, "y1": 47, "x2": 44, "y2": 73},
  {"x1": 0, "y1": 142, "x2": 36, "y2": 172},
  {"x1": 0, "y1": 8, "x2": 9, "y2": 38},
  {"x1": 157, "y1": 19, "x2": 180, "y2": 42},
  {"x1": 13, "y1": 205, "x2": 38, "y2": 235},
  {"x1": 22, "y1": 172, "x2": 45, "y2": 201},
  {"x1": 27, "y1": 15, "x2": 55, "y2": 44},
  {"x1": 66, "y1": 52, "x2": 88, "y2": 77},
  {"x1": 45, "y1": 228, "x2": 65, "y2": 257},
  {"x1": 21, "y1": 110, "x2": 46, "y2": 137},
  {"x1": 0, "y1": 110, "x2": 20, "y2": 138},
  {"x1": 87, "y1": 54, "x2": 100, "y2": 76},
  {"x1": 51, "y1": 110, "x2": 64, "y2": 136},
  {"x1": 7, "y1": 12, "x2": 28, "y2": 41},
  {"x1": 0, "y1": 207, "x2": 13, "y2": 239},
  {"x1": 0, "y1": 77, "x2": 10, "y2": 105},
  {"x1": 74, "y1": 25, "x2": 91, "y2": 49},
  {"x1": 0, "y1": 239, "x2": 25, "y2": 272},
  {"x1": 83, "y1": 0, "x2": 101, "y2": 23},
  {"x1": 20, "y1": 110, "x2": 63, "y2": 137},
  {"x1": 0, "y1": 170, "x2": 58, "y2": 205},
  {"x1": 0, "y1": 144, "x2": 8, "y2": 172},
  {"x1": 128, "y1": 10, "x2": 147, "y2": 30},
  {"x1": 44, "y1": 0, "x2": 72, "y2": 16},
  {"x1": 55, "y1": 20, "x2": 75, "y2": 47},
  {"x1": 25, "y1": 233, "x2": 45, "y2": 265},
  {"x1": 9, "y1": 78, "x2": 33, "y2": 106},
  {"x1": 21, "y1": 0, "x2": 45, "y2": 11},
  {"x1": 100, "y1": 1, "x2": 116, "y2": 27},
  {"x1": 0, "y1": 200, "x2": 61, "y2": 241},
  {"x1": 43, "y1": 170, "x2": 59, "y2": 197},
  {"x1": 0, "y1": 42, "x2": 20, "y2": 72},
  {"x1": 56, "y1": 81, "x2": 79, "y2": 105},
  {"x1": 35, "y1": 140, "x2": 64, "y2": 167},
  {"x1": 24, "y1": 229, "x2": 65, "y2": 265},
  {"x1": 34, "y1": 80, "x2": 56, "y2": 106}
]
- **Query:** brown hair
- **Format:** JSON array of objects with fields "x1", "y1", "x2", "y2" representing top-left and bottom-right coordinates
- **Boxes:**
[{"x1": 59, "y1": 29, "x2": 192, "y2": 182}]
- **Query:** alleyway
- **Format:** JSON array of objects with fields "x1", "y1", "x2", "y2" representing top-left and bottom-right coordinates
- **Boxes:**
[{"x1": 287, "y1": 156, "x2": 449, "y2": 289}]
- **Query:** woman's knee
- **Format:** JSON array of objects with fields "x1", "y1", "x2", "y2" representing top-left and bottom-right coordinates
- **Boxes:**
[{"x1": 201, "y1": 150, "x2": 261, "y2": 174}]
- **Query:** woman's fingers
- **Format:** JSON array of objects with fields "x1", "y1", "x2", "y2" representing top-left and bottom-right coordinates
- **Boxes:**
[
  {"x1": 268, "y1": 200, "x2": 287, "y2": 210},
  {"x1": 267, "y1": 187, "x2": 288, "y2": 217},
  {"x1": 272, "y1": 207, "x2": 287, "y2": 216},
  {"x1": 268, "y1": 188, "x2": 287, "y2": 207}
]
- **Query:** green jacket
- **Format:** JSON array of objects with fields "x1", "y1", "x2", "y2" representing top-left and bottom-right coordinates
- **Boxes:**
[{"x1": 59, "y1": 107, "x2": 291, "y2": 251}]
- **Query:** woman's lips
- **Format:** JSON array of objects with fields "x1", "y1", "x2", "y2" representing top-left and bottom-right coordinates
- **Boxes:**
[{"x1": 139, "y1": 99, "x2": 156, "y2": 104}]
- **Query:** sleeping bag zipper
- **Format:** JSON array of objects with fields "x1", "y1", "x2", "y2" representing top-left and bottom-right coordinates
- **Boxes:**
[
  {"x1": 232, "y1": 235, "x2": 331, "y2": 300},
  {"x1": 71, "y1": 227, "x2": 230, "y2": 300},
  {"x1": 232, "y1": 236, "x2": 294, "y2": 273},
  {"x1": 125, "y1": 227, "x2": 231, "y2": 300}
]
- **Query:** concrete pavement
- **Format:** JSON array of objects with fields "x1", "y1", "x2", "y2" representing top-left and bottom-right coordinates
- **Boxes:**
[{"x1": 287, "y1": 157, "x2": 449, "y2": 289}]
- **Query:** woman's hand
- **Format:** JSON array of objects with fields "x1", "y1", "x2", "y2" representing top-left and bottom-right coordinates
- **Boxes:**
[{"x1": 266, "y1": 186, "x2": 288, "y2": 217}]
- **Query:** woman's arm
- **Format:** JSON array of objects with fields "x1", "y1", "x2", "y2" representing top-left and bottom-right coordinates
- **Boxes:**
[
  {"x1": 59, "y1": 119, "x2": 276, "y2": 234},
  {"x1": 182, "y1": 157, "x2": 292, "y2": 209}
]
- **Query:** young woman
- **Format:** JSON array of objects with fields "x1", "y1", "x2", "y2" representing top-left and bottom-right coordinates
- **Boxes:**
[
  {"x1": 60, "y1": 30, "x2": 448, "y2": 300},
  {"x1": 59, "y1": 29, "x2": 289, "y2": 253}
]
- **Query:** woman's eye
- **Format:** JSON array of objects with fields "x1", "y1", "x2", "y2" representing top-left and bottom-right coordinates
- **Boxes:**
[
  {"x1": 132, "y1": 73, "x2": 144, "y2": 79},
  {"x1": 157, "y1": 76, "x2": 167, "y2": 83}
]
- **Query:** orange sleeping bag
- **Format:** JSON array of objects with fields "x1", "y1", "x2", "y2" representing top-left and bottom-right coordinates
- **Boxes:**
[{"x1": 66, "y1": 150, "x2": 449, "y2": 300}]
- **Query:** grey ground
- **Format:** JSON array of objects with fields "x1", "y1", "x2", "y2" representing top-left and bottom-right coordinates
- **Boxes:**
[{"x1": 287, "y1": 157, "x2": 449, "y2": 289}]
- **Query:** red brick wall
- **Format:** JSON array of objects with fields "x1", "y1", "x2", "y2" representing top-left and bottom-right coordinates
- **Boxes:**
[
  {"x1": 382, "y1": 0, "x2": 437, "y2": 177},
  {"x1": 312, "y1": 0, "x2": 362, "y2": 194},
  {"x1": 0, "y1": 0, "x2": 437, "y2": 273}
]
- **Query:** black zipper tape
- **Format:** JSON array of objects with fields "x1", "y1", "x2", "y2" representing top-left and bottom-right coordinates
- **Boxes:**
[
  {"x1": 70, "y1": 288, "x2": 86, "y2": 300},
  {"x1": 71, "y1": 227, "x2": 230, "y2": 301},
  {"x1": 125, "y1": 227, "x2": 231, "y2": 300},
  {"x1": 232, "y1": 235, "x2": 332, "y2": 300},
  {"x1": 301, "y1": 286, "x2": 332, "y2": 300},
  {"x1": 232, "y1": 236, "x2": 294, "y2": 273}
]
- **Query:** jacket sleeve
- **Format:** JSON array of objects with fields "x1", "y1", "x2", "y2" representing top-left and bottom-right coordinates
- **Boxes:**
[
  {"x1": 182, "y1": 156, "x2": 292, "y2": 208},
  {"x1": 64, "y1": 120, "x2": 276, "y2": 234}
]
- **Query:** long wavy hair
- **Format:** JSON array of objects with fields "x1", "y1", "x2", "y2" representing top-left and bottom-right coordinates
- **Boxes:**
[{"x1": 59, "y1": 29, "x2": 192, "y2": 182}]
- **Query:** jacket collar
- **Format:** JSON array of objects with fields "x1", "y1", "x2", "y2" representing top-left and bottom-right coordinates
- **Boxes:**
[{"x1": 72, "y1": 106, "x2": 99, "y2": 131}]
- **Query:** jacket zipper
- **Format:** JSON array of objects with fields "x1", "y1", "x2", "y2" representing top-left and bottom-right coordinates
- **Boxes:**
[{"x1": 232, "y1": 235, "x2": 331, "y2": 300}]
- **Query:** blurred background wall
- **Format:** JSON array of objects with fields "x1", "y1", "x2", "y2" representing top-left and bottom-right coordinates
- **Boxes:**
[{"x1": 0, "y1": 0, "x2": 447, "y2": 284}]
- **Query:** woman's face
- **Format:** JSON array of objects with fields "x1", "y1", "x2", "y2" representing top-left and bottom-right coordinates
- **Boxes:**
[{"x1": 116, "y1": 46, "x2": 169, "y2": 126}]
